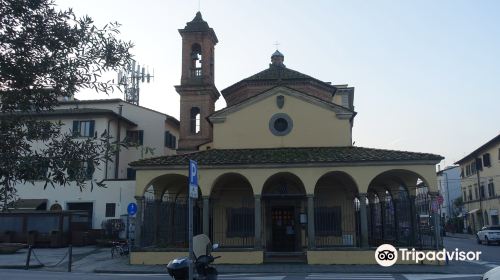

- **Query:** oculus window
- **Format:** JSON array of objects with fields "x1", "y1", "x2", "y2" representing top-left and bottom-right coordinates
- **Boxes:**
[{"x1": 269, "y1": 113, "x2": 293, "y2": 136}]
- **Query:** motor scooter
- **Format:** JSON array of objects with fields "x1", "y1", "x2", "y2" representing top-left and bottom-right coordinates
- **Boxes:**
[{"x1": 167, "y1": 234, "x2": 220, "y2": 280}]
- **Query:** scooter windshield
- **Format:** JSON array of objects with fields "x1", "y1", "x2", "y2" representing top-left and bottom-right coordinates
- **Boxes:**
[{"x1": 193, "y1": 234, "x2": 211, "y2": 258}]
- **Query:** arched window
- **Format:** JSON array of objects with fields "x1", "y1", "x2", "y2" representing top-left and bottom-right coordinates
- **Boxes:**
[
  {"x1": 191, "y1": 43, "x2": 202, "y2": 77},
  {"x1": 190, "y1": 107, "x2": 201, "y2": 134}
]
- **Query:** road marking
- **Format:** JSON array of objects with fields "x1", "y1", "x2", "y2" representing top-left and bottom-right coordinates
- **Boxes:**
[
  {"x1": 219, "y1": 275, "x2": 285, "y2": 280},
  {"x1": 306, "y1": 274, "x2": 394, "y2": 279},
  {"x1": 464, "y1": 260, "x2": 500, "y2": 269},
  {"x1": 403, "y1": 274, "x2": 482, "y2": 280}
]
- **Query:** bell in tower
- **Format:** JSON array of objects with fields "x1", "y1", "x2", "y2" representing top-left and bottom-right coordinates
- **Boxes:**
[{"x1": 175, "y1": 12, "x2": 220, "y2": 152}]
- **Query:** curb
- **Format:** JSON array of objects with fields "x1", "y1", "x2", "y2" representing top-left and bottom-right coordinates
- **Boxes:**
[{"x1": 0, "y1": 264, "x2": 44, "y2": 269}]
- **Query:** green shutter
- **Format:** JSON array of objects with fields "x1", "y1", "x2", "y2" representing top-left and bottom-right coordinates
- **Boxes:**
[
  {"x1": 72, "y1": 121, "x2": 79, "y2": 137},
  {"x1": 89, "y1": 120, "x2": 95, "y2": 137},
  {"x1": 138, "y1": 130, "x2": 144, "y2": 145}
]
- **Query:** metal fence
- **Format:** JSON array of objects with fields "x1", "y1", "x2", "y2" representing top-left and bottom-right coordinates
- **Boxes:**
[
  {"x1": 141, "y1": 195, "x2": 202, "y2": 248},
  {"x1": 314, "y1": 197, "x2": 359, "y2": 247},
  {"x1": 210, "y1": 197, "x2": 255, "y2": 248}
]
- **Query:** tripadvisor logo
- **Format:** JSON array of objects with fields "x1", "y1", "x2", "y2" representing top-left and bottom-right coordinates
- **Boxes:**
[
  {"x1": 374, "y1": 244, "x2": 482, "y2": 267},
  {"x1": 375, "y1": 244, "x2": 398, "y2": 267}
]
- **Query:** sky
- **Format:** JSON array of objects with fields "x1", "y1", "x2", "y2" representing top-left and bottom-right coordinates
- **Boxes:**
[{"x1": 57, "y1": 0, "x2": 500, "y2": 167}]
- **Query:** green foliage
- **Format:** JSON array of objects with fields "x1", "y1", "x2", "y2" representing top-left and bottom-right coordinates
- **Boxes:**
[{"x1": 0, "y1": 0, "x2": 134, "y2": 210}]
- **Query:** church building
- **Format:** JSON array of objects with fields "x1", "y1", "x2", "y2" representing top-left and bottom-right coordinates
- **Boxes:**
[{"x1": 130, "y1": 12, "x2": 443, "y2": 265}]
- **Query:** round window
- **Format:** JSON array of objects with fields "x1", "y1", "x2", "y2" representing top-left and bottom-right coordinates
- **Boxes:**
[
  {"x1": 274, "y1": 118, "x2": 288, "y2": 132},
  {"x1": 269, "y1": 113, "x2": 293, "y2": 136}
]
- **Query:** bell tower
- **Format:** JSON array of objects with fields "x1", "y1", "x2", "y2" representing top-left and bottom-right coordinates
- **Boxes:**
[{"x1": 175, "y1": 12, "x2": 220, "y2": 152}]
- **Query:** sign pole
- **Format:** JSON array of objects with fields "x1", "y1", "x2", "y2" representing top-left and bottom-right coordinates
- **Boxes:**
[
  {"x1": 188, "y1": 194, "x2": 193, "y2": 280},
  {"x1": 188, "y1": 160, "x2": 198, "y2": 280}
]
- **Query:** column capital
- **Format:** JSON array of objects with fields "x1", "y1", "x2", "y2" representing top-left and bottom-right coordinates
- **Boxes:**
[
  {"x1": 254, "y1": 194, "x2": 261, "y2": 199},
  {"x1": 134, "y1": 196, "x2": 145, "y2": 201},
  {"x1": 202, "y1": 195, "x2": 210, "y2": 200},
  {"x1": 428, "y1": 191, "x2": 439, "y2": 198},
  {"x1": 307, "y1": 194, "x2": 314, "y2": 199},
  {"x1": 358, "y1": 192, "x2": 367, "y2": 198}
]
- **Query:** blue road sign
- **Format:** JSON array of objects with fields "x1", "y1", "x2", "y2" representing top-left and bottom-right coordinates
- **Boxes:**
[
  {"x1": 127, "y1": 202, "x2": 137, "y2": 215},
  {"x1": 189, "y1": 160, "x2": 198, "y2": 198}
]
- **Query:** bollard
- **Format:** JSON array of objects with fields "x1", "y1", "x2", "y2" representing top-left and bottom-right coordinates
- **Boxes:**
[
  {"x1": 25, "y1": 245, "x2": 32, "y2": 270},
  {"x1": 67, "y1": 245, "x2": 72, "y2": 272}
]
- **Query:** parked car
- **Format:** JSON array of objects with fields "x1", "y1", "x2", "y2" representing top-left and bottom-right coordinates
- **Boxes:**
[
  {"x1": 483, "y1": 266, "x2": 500, "y2": 280},
  {"x1": 476, "y1": 226, "x2": 500, "y2": 245}
]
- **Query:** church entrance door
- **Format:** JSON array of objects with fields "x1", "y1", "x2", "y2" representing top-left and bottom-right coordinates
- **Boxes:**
[{"x1": 271, "y1": 206, "x2": 296, "y2": 251}]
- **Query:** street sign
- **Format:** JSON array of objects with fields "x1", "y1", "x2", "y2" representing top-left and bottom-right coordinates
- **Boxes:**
[
  {"x1": 431, "y1": 200, "x2": 439, "y2": 213},
  {"x1": 189, "y1": 160, "x2": 198, "y2": 199},
  {"x1": 127, "y1": 203, "x2": 137, "y2": 215},
  {"x1": 187, "y1": 159, "x2": 198, "y2": 280},
  {"x1": 437, "y1": 195, "x2": 444, "y2": 205}
]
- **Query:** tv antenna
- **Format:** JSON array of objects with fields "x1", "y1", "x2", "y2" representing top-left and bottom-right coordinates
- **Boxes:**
[{"x1": 117, "y1": 59, "x2": 154, "y2": 105}]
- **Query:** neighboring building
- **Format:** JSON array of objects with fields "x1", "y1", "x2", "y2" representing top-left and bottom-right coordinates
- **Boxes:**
[
  {"x1": 456, "y1": 134, "x2": 500, "y2": 233},
  {"x1": 13, "y1": 99, "x2": 179, "y2": 229},
  {"x1": 436, "y1": 166, "x2": 461, "y2": 221},
  {"x1": 129, "y1": 12, "x2": 443, "y2": 265}
]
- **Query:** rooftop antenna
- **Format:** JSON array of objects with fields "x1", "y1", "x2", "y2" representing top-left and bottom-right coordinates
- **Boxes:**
[
  {"x1": 117, "y1": 59, "x2": 154, "y2": 105},
  {"x1": 198, "y1": 0, "x2": 201, "y2": 11}
]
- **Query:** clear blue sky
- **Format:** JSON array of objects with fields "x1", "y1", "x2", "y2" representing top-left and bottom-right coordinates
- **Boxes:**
[{"x1": 58, "y1": 0, "x2": 500, "y2": 166}]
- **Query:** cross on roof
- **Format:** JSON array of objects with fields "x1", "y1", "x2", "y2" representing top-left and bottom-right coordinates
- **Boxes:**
[{"x1": 274, "y1": 41, "x2": 280, "y2": 50}]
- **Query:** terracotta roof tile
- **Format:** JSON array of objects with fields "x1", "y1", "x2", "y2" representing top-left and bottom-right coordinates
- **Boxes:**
[{"x1": 130, "y1": 146, "x2": 443, "y2": 167}]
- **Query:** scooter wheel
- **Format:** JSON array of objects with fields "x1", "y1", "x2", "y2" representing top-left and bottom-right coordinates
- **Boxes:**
[{"x1": 206, "y1": 267, "x2": 218, "y2": 280}]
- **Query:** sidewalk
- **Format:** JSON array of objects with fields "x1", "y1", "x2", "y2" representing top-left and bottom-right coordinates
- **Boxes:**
[
  {"x1": 445, "y1": 232, "x2": 475, "y2": 240},
  {"x1": 0, "y1": 245, "x2": 490, "y2": 275},
  {"x1": 94, "y1": 262, "x2": 489, "y2": 275}
]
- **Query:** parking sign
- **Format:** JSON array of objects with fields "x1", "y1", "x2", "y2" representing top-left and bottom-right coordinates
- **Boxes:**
[{"x1": 189, "y1": 160, "x2": 198, "y2": 198}]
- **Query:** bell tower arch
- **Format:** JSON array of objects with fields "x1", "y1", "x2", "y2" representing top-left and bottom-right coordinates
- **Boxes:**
[{"x1": 175, "y1": 12, "x2": 220, "y2": 152}]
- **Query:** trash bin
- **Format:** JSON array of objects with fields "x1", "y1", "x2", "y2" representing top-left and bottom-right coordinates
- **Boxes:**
[
  {"x1": 27, "y1": 230, "x2": 38, "y2": 246},
  {"x1": 50, "y1": 230, "x2": 62, "y2": 248}
]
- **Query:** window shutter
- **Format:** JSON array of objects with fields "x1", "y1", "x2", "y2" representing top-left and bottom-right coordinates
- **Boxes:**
[
  {"x1": 476, "y1": 158, "x2": 483, "y2": 171},
  {"x1": 483, "y1": 153, "x2": 491, "y2": 167},
  {"x1": 164, "y1": 131, "x2": 168, "y2": 147},
  {"x1": 138, "y1": 130, "x2": 144, "y2": 145},
  {"x1": 173, "y1": 136, "x2": 177, "y2": 149},
  {"x1": 89, "y1": 120, "x2": 95, "y2": 137},
  {"x1": 72, "y1": 121, "x2": 79, "y2": 137}
]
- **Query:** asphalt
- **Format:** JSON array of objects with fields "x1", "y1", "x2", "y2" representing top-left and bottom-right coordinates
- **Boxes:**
[{"x1": 0, "y1": 235, "x2": 493, "y2": 275}]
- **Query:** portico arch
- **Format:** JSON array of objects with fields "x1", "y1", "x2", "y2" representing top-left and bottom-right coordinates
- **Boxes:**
[
  {"x1": 261, "y1": 172, "x2": 306, "y2": 252},
  {"x1": 139, "y1": 173, "x2": 202, "y2": 248},
  {"x1": 367, "y1": 169, "x2": 436, "y2": 248},
  {"x1": 210, "y1": 173, "x2": 255, "y2": 248},
  {"x1": 314, "y1": 171, "x2": 360, "y2": 247}
]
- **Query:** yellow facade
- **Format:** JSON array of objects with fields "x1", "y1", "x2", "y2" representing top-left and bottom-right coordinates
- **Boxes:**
[
  {"x1": 129, "y1": 12, "x2": 443, "y2": 265},
  {"x1": 457, "y1": 135, "x2": 500, "y2": 232}
]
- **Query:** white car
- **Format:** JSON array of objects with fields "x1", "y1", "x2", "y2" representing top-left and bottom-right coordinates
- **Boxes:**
[
  {"x1": 476, "y1": 226, "x2": 500, "y2": 245},
  {"x1": 483, "y1": 266, "x2": 500, "y2": 280}
]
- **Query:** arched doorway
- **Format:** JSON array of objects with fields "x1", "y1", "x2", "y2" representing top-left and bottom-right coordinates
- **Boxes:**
[
  {"x1": 210, "y1": 173, "x2": 255, "y2": 248},
  {"x1": 314, "y1": 171, "x2": 359, "y2": 247},
  {"x1": 262, "y1": 172, "x2": 306, "y2": 252}
]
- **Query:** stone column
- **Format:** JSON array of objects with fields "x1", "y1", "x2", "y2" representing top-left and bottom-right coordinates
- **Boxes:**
[
  {"x1": 134, "y1": 196, "x2": 144, "y2": 247},
  {"x1": 359, "y1": 193, "x2": 369, "y2": 248},
  {"x1": 203, "y1": 196, "x2": 210, "y2": 236},
  {"x1": 307, "y1": 195, "x2": 316, "y2": 249},
  {"x1": 254, "y1": 195, "x2": 262, "y2": 249}
]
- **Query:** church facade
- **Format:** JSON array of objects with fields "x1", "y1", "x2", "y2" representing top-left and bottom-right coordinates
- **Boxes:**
[{"x1": 130, "y1": 12, "x2": 443, "y2": 265}]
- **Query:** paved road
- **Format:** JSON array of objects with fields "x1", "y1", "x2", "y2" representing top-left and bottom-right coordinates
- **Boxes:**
[
  {"x1": 0, "y1": 270, "x2": 485, "y2": 280},
  {"x1": 444, "y1": 235, "x2": 500, "y2": 269}
]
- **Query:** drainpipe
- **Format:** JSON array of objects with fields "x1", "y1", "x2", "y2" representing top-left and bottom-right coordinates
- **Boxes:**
[
  {"x1": 114, "y1": 105, "x2": 123, "y2": 179},
  {"x1": 104, "y1": 119, "x2": 112, "y2": 180}
]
